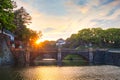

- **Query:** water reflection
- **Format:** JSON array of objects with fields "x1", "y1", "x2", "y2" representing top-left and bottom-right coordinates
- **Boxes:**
[
  {"x1": 34, "y1": 58, "x2": 57, "y2": 66},
  {"x1": 42, "y1": 58, "x2": 56, "y2": 61},
  {"x1": 63, "y1": 60, "x2": 88, "y2": 66},
  {"x1": 34, "y1": 58, "x2": 88, "y2": 66},
  {"x1": 0, "y1": 66, "x2": 120, "y2": 80},
  {"x1": 0, "y1": 58, "x2": 120, "y2": 80}
]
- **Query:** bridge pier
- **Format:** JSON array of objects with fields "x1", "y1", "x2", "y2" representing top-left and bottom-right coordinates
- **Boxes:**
[
  {"x1": 56, "y1": 38, "x2": 65, "y2": 66},
  {"x1": 57, "y1": 47, "x2": 62, "y2": 66},
  {"x1": 89, "y1": 47, "x2": 93, "y2": 63},
  {"x1": 25, "y1": 43, "x2": 30, "y2": 66},
  {"x1": 58, "y1": 48, "x2": 61, "y2": 61}
]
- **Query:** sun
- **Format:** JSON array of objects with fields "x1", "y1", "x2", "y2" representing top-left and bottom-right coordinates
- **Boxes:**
[{"x1": 35, "y1": 39, "x2": 41, "y2": 44}]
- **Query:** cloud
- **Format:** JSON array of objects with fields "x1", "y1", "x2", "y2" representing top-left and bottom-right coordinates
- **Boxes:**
[
  {"x1": 65, "y1": 0, "x2": 90, "y2": 14},
  {"x1": 14, "y1": 0, "x2": 120, "y2": 41},
  {"x1": 21, "y1": 0, "x2": 68, "y2": 16},
  {"x1": 106, "y1": 5, "x2": 120, "y2": 16},
  {"x1": 100, "y1": 0, "x2": 114, "y2": 5},
  {"x1": 44, "y1": 27, "x2": 55, "y2": 32}
]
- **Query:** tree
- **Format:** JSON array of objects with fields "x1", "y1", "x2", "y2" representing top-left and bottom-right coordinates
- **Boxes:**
[
  {"x1": 14, "y1": 7, "x2": 31, "y2": 29},
  {"x1": 65, "y1": 28, "x2": 120, "y2": 49},
  {"x1": 65, "y1": 34, "x2": 79, "y2": 48},
  {"x1": 40, "y1": 40, "x2": 56, "y2": 49},
  {"x1": 0, "y1": 0, "x2": 16, "y2": 32},
  {"x1": 90, "y1": 28, "x2": 104, "y2": 46},
  {"x1": 29, "y1": 30, "x2": 42, "y2": 46},
  {"x1": 14, "y1": 7, "x2": 32, "y2": 42},
  {"x1": 104, "y1": 28, "x2": 120, "y2": 48},
  {"x1": 13, "y1": 7, "x2": 43, "y2": 48}
]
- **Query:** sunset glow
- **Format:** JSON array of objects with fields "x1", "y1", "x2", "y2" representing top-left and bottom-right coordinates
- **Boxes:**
[
  {"x1": 35, "y1": 39, "x2": 41, "y2": 44},
  {"x1": 15, "y1": 0, "x2": 120, "y2": 41}
]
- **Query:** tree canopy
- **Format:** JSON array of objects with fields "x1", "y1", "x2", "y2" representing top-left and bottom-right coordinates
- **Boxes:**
[
  {"x1": 0, "y1": 0, "x2": 16, "y2": 32},
  {"x1": 65, "y1": 28, "x2": 120, "y2": 48},
  {"x1": 14, "y1": 7, "x2": 31, "y2": 29},
  {"x1": 13, "y1": 7, "x2": 42, "y2": 44}
]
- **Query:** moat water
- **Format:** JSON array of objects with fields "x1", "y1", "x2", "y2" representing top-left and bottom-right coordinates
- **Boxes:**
[{"x1": 0, "y1": 60, "x2": 120, "y2": 80}]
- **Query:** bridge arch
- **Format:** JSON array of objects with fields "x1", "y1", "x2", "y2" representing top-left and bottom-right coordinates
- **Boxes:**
[
  {"x1": 61, "y1": 52, "x2": 89, "y2": 61},
  {"x1": 30, "y1": 51, "x2": 58, "y2": 63},
  {"x1": 30, "y1": 48, "x2": 90, "y2": 63}
]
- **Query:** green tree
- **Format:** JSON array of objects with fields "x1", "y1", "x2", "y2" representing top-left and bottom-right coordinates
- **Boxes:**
[
  {"x1": 0, "y1": 0, "x2": 16, "y2": 32},
  {"x1": 65, "y1": 34, "x2": 79, "y2": 48},
  {"x1": 90, "y1": 28, "x2": 104, "y2": 47},
  {"x1": 78, "y1": 28, "x2": 92, "y2": 44},
  {"x1": 104, "y1": 28, "x2": 120, "y2": 48},
  {"x1": 65, "y1": 28, "x2": 120, "y2": 49}
]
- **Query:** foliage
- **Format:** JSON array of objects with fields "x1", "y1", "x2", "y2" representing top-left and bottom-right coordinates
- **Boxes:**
[
  {"x1": 64, "y1": 34, "x2": 79, "y2": 48},
  {"x1": 104, "y1": 28, "x2": 120, "y2": 48},
  {"x1": 40, "y1": 40, "x2": 56, "y2": 49},
  {"x1": 64, "y1": 54, "x2": 85, "y2": 60},
  {"x1": 65, "y1": 28, "x2": 120, "y2": 48},
  {"x1": 0, "y1": 0, "x2": 16, "y2": 32},
  {"x1": 29, "y1": 30, "x2": 42, "y2": 46},
  {"x1": 13, "y1": 7, "x2": 42, "y2": 44},
  {"x1": 14, "y1": 7, "x2": 31, "y2": 29}
]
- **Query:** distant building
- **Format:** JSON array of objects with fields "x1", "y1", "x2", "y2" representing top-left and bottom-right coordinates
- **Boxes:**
[{"x1": 56, "y1": 38, "x2": 66, "y2": 46}]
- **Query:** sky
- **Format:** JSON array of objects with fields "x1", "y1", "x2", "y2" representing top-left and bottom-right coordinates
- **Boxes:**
[{"x1": 14, "y1": 0, "x2": 120, "y2": 41}]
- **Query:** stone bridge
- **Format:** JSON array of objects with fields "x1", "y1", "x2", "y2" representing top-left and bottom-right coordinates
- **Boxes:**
[{"x1": 30, "y1": 48, "x2": 90, "y2": 62}]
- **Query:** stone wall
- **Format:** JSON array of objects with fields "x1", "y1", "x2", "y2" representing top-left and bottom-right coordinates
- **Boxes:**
[
  {"x1": 93, "y1": 50, "x2": 120, "y2": 66},
  {"x1": 0, "y1": 34, "x2": 14, "y2": 65},
  {"x1": 12, "y1": 49, "x2": 26, "y2": 66}
]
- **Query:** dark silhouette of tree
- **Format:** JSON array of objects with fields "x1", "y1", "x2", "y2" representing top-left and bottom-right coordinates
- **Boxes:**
[{"x1": 14, "y1": 7, "x2": 32, "y2": 42}]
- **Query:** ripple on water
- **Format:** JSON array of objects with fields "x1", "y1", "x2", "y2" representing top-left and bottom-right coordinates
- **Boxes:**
[{"x1": 0, "y1": 65, "x2": 120, "y2": 80}]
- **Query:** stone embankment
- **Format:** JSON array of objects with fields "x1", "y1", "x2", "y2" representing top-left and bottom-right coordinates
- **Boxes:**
[
  {"x1": 93, "y1": 49, "x2": 120, "y2": 66},
  {"x1": 0, "y1": 34, "x2": 14, "y2": 65}
]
